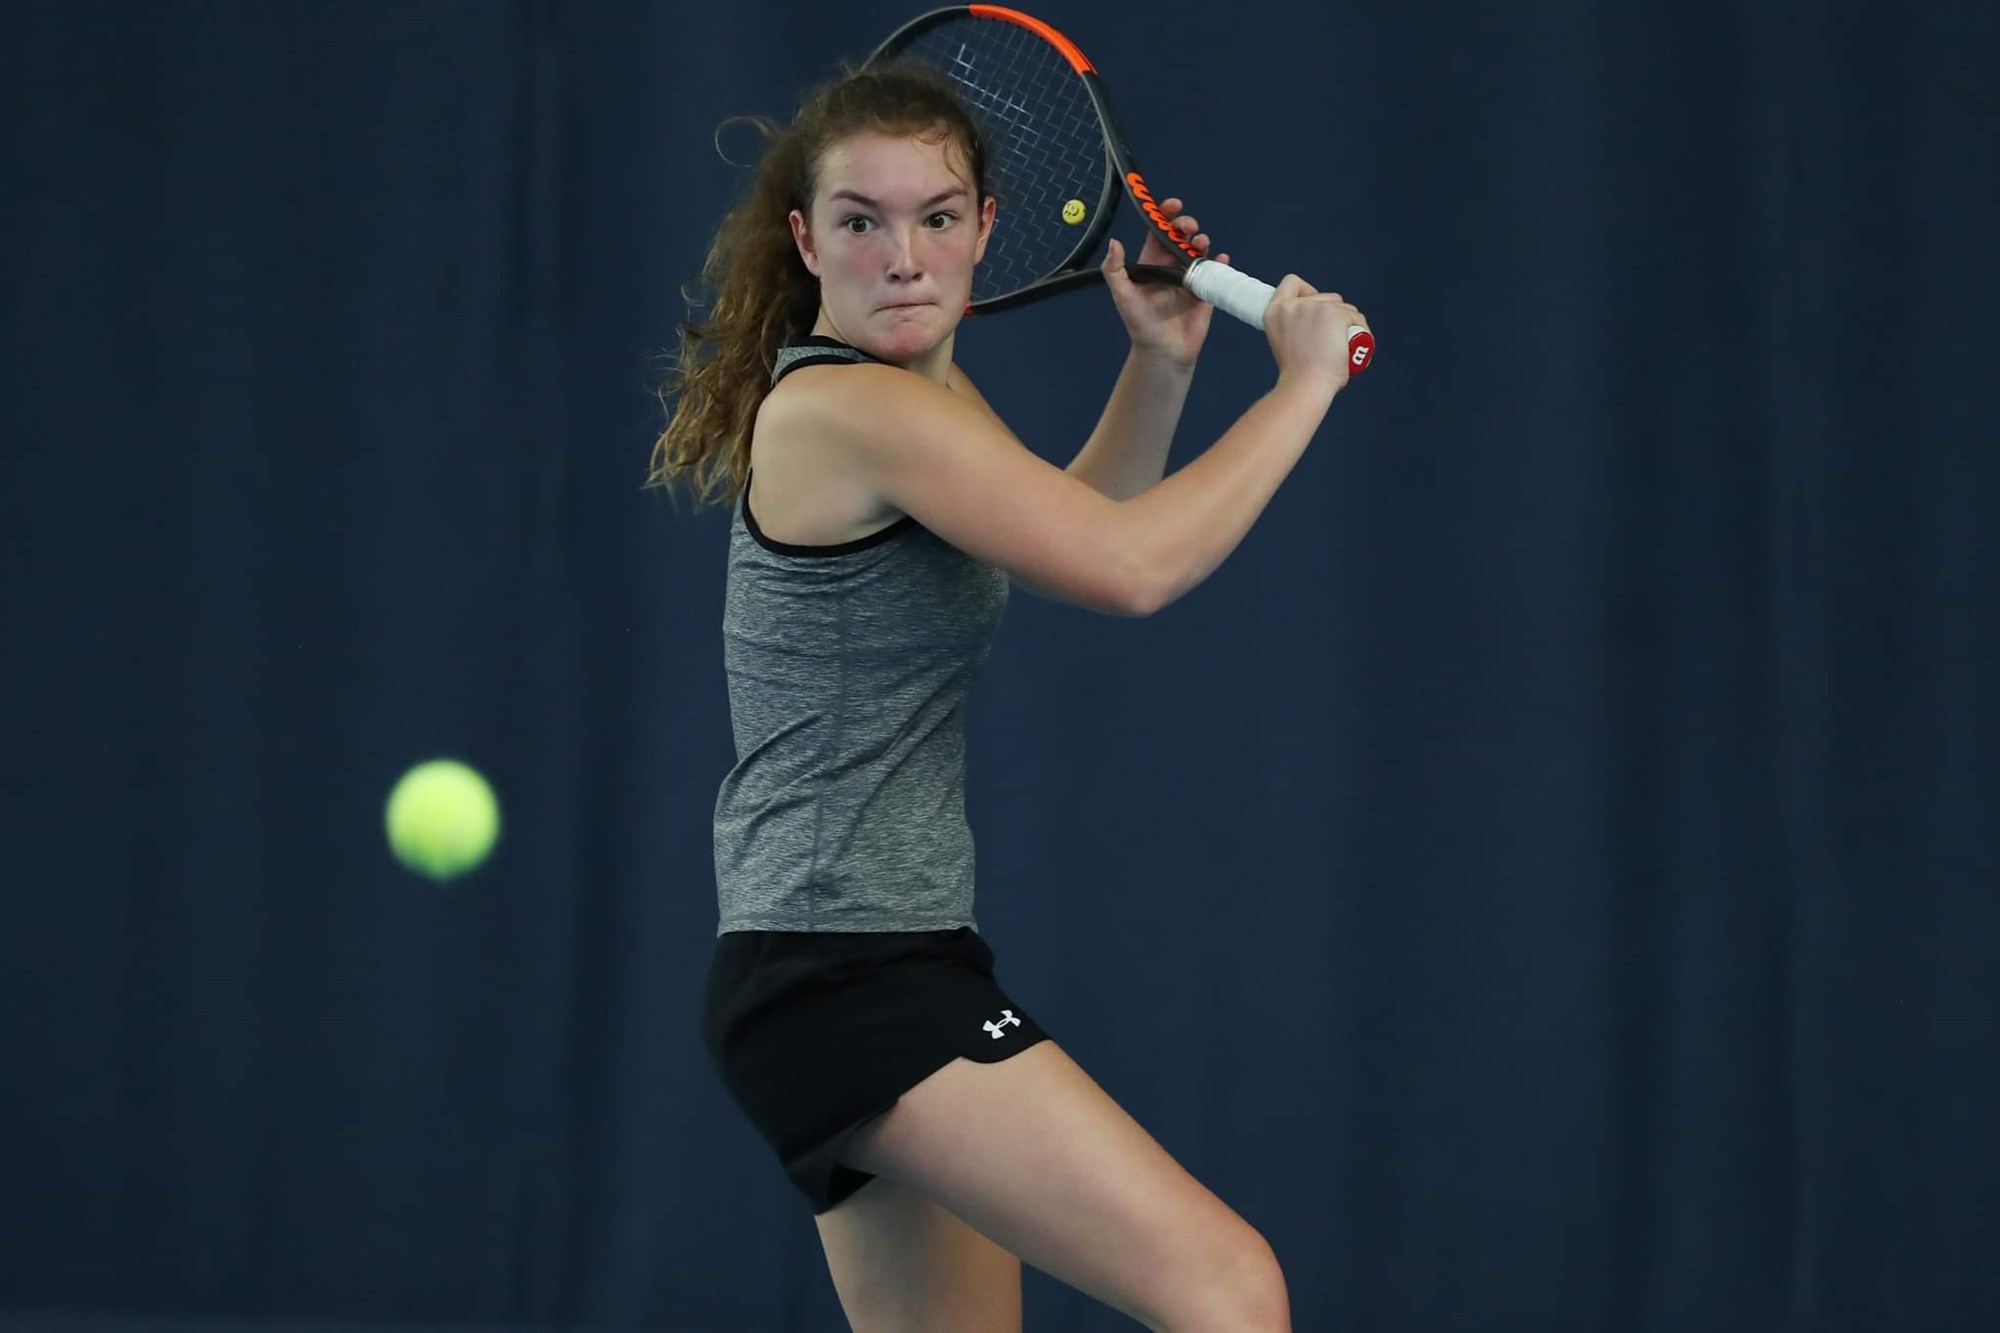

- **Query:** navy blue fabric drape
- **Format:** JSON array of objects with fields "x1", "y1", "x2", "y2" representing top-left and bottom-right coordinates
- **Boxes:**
[{"x1": 3, "y1": 3, "x2": 1994, "y2": 1329}]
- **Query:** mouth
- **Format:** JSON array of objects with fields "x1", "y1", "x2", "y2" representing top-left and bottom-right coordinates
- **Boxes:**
[{"x1": 878, "y1": 300, "x2": 935, "y2": 312}]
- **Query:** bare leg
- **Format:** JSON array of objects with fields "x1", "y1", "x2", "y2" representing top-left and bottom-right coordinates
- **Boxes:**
[
  {"x1": 815, "y1": 1174, "x2": 1023, "y2": 1332},
  {"x1": 822, "y1": 1041, "x2": 1289, "y2": 1333}
]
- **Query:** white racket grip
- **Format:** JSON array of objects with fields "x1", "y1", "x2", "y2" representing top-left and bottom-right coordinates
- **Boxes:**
[
  {"x1": 1183, "y1": 258, "x2": 1376, "y2": 374},
  {"x1": 1183, "y1": 257, "x2": 1276, "y2": 327}
]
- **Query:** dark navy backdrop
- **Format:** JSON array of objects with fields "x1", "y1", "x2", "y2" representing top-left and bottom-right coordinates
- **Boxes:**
[{"x1": 3, "y1": 2, "x2": 1995, "y2": 1330}]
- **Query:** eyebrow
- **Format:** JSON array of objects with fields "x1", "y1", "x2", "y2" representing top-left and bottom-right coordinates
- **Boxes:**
[{"x1": 826, "y1": 187, "x2": 969, "y2": 210}]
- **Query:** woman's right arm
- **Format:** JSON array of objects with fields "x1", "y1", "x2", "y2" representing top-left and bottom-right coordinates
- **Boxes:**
[{"x1": 785, "y1": 279, "x2": 1367, "y2": 617}]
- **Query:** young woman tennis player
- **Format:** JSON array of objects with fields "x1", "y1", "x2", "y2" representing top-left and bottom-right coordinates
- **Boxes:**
[{"x1": 652, "y1": 61, "x2": 1367, "y2": 1333}]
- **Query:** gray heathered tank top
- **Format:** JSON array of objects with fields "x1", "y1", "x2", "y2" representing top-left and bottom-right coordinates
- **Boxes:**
[{"x1": 711, "y1": 337, "x2": 1011, "y2": 935}]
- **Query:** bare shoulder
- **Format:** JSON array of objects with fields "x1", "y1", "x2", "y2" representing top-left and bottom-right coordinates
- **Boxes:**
[
  {"x1": 761, "y1": 359, "x2": 953, "y2": 434},
  {"x1": 766, "y1": 362, "x2": 1153, "y2": 616},
  {"x1": 747, "y1": 365, "x2": 914, "y2": 545},
  {"x1": 776, "y1": 361, "x2": 994, "y2": 444}
]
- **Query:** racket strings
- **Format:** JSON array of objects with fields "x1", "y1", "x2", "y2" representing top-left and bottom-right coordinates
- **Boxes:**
[{"x1": 896, "y1": 18, "x2": 1110, "y2": 303}]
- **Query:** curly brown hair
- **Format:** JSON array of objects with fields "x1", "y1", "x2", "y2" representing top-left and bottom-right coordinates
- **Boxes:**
[{"x1": 647, "y1": 61, "x2": 991, "y2": 509}]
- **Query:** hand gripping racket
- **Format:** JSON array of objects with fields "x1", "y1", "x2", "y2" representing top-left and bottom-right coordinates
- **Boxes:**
[{"x1": 868, "y1": 5, "x2": 1374, "y2": 374}]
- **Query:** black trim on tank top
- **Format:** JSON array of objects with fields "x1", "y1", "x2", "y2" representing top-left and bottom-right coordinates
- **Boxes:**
[
  {"x1": 772, "y1": 335, "x2": 876, "y2": 383},
  {"x1": 744, "y1": 338, "x2": 915, "y2": 557},
  {"x1": 742, "y1": 477, "x2": 916, "y2": 556}
]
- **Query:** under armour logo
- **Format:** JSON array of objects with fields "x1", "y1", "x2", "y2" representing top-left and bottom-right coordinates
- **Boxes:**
[{"x1": 983, "y1": 1010, "x2": 1022, "y2": 1040}]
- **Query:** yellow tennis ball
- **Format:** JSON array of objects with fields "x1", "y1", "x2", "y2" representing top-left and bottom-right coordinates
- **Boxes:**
[
  {"x1": 1061, "y1": 198, "x2": 1086, "y2": 224},
  {"x1": 385, "y1": 759, "x2": 500, "y2": 881}
]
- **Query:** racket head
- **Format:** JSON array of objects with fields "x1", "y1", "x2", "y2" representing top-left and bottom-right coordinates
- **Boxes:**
[
  {"x1": 868, "y1": 6, "x2": 1134, "y2": 311},
  {"x1": 869, "y1": 7, "x2": 1376, "y2": 370}
]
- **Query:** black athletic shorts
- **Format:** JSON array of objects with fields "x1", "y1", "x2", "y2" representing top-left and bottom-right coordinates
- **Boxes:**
[{"x1": 701, "y1": 926, "x2": 1051, "y2": 1214}]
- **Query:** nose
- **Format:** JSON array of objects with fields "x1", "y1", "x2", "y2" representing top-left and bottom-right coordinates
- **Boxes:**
[{"x1": 884, "y1": 225, "x2": 924, "y2": 282}]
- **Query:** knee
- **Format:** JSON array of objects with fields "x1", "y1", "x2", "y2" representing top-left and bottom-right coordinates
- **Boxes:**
[{"x1": 1164, "y1": 1229, "x2": 1290, "y2": 1333}]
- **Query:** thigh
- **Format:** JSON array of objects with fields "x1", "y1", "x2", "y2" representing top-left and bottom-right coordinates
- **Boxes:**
[
  {"x1": 838, "y1": 1041, "x2": 1280, "y2": 1331},
  {"x1": 815, "y1": 1175, "x2": 1022, "y2": 1333}
]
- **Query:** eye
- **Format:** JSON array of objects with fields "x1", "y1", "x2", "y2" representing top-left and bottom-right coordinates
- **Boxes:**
[
  {"x1": 840, "y1": 215, "x2": 874, "y2": 234},
  {"x1": 925, "y1": 211, "x2": 958, "y2": 229}
]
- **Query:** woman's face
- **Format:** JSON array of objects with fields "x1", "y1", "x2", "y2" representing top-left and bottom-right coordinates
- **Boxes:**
[{"x1": 790, "y1": 129, "x2": 995, "y2": 366}]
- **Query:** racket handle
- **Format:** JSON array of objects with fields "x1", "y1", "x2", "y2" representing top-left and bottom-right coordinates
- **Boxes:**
[{"x1": 1183, "y1": 258, "x2": 1374, "y2": 375}]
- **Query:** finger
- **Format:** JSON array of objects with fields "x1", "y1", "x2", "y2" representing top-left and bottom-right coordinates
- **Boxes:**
[
  {"x1": 1174, "y1": 214, "x2": 1199, "y2": 235},
  {"x1": 1102, "y1": 236, "x2": 1129, "y2": 281},
  {"x1": 1159, "y1": 197, "x2": 1184, "y2": 215}
]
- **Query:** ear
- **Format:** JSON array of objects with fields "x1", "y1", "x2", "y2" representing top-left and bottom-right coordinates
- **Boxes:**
[
  {"x1": 788, "y1": 208, "x2": 822, "y2": 277},
  {"x1": 972, "y1": 194, "x2": 998, "y2": 265}
]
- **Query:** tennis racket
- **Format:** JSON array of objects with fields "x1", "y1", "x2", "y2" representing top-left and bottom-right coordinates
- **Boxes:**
[{"x1": 867, "y1": 5, "x2": 1374, "y2": 374}]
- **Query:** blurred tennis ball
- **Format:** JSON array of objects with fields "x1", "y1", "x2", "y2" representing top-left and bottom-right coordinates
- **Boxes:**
[
  {"x1": 1061, "y1": 198, "x2": 1086, "y2": 224},
  {"x1": 384, "y1": 759, "x2": 500, "y2": 881}
]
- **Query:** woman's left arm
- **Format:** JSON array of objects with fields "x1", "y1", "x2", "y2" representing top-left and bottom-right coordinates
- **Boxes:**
[
  {"x1": 1066, "y1": 199, "x2": 1221, "y2": 499},
  {"x1": 950, "y1": 201, "x2": 1222, "y2": 502},
  {"x1": 949, "y1": 348, "x2": 1195, "y2": 504}
]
